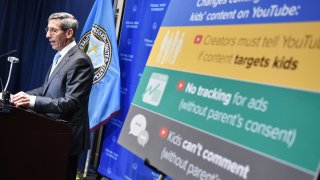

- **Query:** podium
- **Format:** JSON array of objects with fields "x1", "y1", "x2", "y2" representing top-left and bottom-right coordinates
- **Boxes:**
[{"x1": 0, "y1": 105, "x2": 72, "y2": 180}]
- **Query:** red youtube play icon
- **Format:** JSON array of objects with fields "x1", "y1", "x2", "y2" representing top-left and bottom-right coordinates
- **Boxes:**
[
  {"x1": 176, "y1": 80, "x2": 186, "y2": 91},
  {"x1": 194, "y1": 35, "x2": 203, "y2": 44},
  {"x1": 159, "y1": 127, "x2": 169, "y2": 139}
]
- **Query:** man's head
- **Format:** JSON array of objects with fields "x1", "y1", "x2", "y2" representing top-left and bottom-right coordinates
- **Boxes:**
[{"x1": 46, "y1": 12, "x2": 79, "y2": 51}]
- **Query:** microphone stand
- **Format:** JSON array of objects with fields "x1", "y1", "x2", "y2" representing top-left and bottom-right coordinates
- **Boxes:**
[
  {"x1": 4, "y1": 57, "x2": 19, "y2": 92},
  {"x1": 1, "y1": 56, "x2": 19, "y2": 113},
  {"x1": 0, "y1": 91, "x2": 11, "y2": 113}
]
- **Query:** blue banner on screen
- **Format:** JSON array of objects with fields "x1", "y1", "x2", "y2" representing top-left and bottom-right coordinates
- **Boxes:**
[
  {"x1": 97, "y1": 0, "x2": 170, "y2": 179},
  {"x1": 79, "y1": 0, "x2": 121, "y2": 131}
]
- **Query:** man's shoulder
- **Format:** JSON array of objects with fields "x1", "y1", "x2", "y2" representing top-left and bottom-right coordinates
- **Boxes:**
[
  {"x1": 67, "y1": 46, "x2": 89, "y2": 59},
  {"x1": 68, "y1": 46, "x2": 93, "y2": 69}
]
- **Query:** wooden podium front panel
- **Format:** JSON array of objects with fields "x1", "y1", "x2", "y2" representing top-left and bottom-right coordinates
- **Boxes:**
[{"x1": 0, "y1": 106, "x2": 72, "y2": 180}]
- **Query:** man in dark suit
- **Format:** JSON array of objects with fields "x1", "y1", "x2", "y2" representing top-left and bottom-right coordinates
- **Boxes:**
[{"x1": 11, "y1": 12, "x2": 94, "y2": 180}]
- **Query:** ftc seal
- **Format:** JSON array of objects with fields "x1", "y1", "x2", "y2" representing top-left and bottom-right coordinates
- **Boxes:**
[{"x1": 79, "y1": 24, "x2": 112, "y2": 83}]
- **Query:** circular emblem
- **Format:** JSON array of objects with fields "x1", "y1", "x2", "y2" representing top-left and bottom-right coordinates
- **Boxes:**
[{"x1": 79, "y1": 24, "x2": 112, "y2": 83}]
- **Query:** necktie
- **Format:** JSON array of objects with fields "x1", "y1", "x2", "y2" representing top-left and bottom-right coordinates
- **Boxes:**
[{"x1": 49, "y1": 52, "x2": 61, "y2": 78}]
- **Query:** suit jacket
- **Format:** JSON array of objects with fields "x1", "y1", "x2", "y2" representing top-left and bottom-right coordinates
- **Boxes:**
[{"x1": 27, "y1": 45, "x2": 94, "y2": 155}]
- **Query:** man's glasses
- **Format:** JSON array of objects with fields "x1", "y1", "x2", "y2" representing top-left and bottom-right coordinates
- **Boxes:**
[{"x1": 45, "y1": 27, "x2": 59, "y2": 35}]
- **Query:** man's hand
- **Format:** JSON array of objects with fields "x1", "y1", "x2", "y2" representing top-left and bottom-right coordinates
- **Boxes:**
[{"x1": 11, "y1": 91, "x2": 31, "y2": 107}]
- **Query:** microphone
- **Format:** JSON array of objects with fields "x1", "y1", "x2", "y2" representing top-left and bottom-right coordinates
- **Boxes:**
[
  {"x1": 0, "y1": 50, "x2": 19, "y2": 91},
  {"x1": 0, "y1": 50, "x2": 17, "y2": 59},
  {"x1": 0, "y1": 51, "x2": 19, "y2": 113},
  {"x1": 4, "y1": 56, "x2": 20, "y2": 91}
]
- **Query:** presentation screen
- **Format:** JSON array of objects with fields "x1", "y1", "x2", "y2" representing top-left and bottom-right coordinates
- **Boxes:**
[{"x1": 119, "y1": 0, "x2": 320, "y2": 179}]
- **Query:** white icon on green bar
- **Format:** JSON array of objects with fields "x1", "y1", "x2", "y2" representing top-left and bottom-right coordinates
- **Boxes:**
[{"x1": 143, "y1": 73, "x2": 169, "y2": 106}]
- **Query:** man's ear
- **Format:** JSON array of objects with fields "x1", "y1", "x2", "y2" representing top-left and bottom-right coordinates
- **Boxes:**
[{"x1": 66, "y1": 29, "x2": 74, "y2": 39}]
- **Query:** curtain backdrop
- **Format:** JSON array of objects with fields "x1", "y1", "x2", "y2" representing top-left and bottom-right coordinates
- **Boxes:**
[{"x1": 0, "y1": 0, "x2": 95, "y2": 93}]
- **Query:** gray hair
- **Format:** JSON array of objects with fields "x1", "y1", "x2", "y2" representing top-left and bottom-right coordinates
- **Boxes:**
[{"x1": 48, "y1": 12, "x2": 79, "y2": 38}]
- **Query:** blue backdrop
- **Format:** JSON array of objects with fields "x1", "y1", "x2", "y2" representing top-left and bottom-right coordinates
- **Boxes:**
[
  {"x1": 97, "y1": 0, "x2": 171, "y2": 179},
  {"x1": 0, "y1": 0, "x2": 95, "y2": 93}
]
